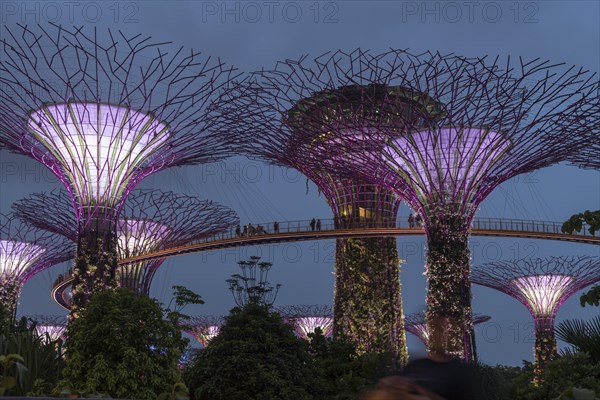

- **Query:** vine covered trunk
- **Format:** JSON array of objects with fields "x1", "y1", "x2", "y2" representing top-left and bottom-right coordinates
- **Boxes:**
[
  {"x1": 71, "y1": 213, "x2": 118, "y2": 315},
  {"x1": 533, "y1": 317, "x2": 557, "y2": 384},
  {"x1": 424, "y1": 214, "x2": 474, "y2": 360},
  {"x1": 0, "y1": 281, "x2": 20, "y2": 321},
  {"x1": 333, "y1": 236, "x2": 408, "y2": 368}
]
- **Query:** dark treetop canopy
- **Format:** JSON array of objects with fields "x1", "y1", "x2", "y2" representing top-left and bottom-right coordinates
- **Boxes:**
[{"x1": 0, "y1": 23, "x2": 246, "y2": 220}]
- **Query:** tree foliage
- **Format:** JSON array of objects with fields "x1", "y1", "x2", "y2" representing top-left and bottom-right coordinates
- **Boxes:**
[
  {"x1": 561, "y1": 210, "x2": 600, "y2": 235},
  {"x1": 556, "y1": 316, "x2": 600, "y2": 362},
  {"x1": 0, "y1": 317, "x2": 64, "y2": 396},
  {"x1": 562, "y1": 209, "x2": 600, "y2": 312},
  {"x1": 62, "y1": 287, "x2": 194, "y2": 399},
  {"x1": 508, "y1": 354, "x2": 600, "y2": 400},
  {"x1": 579, "y1": 286, "x2": 600, "y2": 308},
  {"x1": 185, "y1": 302, "x2": 319, "y2": 400},
  {"x1": 308, "y1": 329, "x2": 392, "y2": 399}
]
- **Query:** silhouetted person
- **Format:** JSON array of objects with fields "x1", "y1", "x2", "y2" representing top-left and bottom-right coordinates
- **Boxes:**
[
  {"x1": 235, "y1": 225, "x2": 241, "y2": 237},
  {"x1": 310, "y1": 218, "x2": 316, "y2": 231},
  {"x1": 273, "y1": 221, "x2": 279, "y2": 233},
  {"x1": 408, "y1": 213, "x2": 415, "y2": 228},
  {"x1": 334, "y1": 216, "x2": 339, "y2": 229},
  {"x1": 316, "y1": 219, "x2": 321, "y2": 230},
  {"x1": 242, "y1": 225, "x2": 248, "y2": 236}
]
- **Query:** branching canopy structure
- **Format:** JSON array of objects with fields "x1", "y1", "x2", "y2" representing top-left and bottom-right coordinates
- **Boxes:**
[
  {"x1": 0, "y1": 213, "x2": 73, "y2": 318},
  {"x1": 0, "y1": 23, "x2": 244, "y2": 310},
  {"x1": 276, "y1": 305, "x2": 334, "y2": 339},
  {"x1": 218, "y1": 50, "x2": 440, "y2": 366},
  {"x1": 471, "y1": 256, "x2": 600, "y2": 378},
  {"x1": 184, "y1": 315, "x2": 225, "y2": 348},
  {"x1": 226, "y1": 49, "x2": 598, "y2": 358},
  {"x1": 13, "y1": 189, "x2": 239, "y2": 296}
]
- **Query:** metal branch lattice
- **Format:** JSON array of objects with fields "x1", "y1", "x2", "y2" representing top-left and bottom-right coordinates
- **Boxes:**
[
  {"x1": 1, "y1": 213, "x2": 73, "y2": 317},
  {"x1": 276, "y1": 305, "x2": 334, "y2": 339},
  {"x1": 184, "y1": 315, "x2": 225, "y2": 347},
  {"x1": 471, "y1": 256, "x2": 600, "y2": 378},
  {"x1": 0, "y1": 23, "x2": 244, "y2": 225},
  {"x1": 471, "y1": 256, "x2": 600, "y2": 322},
  {"x1": 13, "y1": 189, "x2": 239, "y2": 294},
  {"x1": 227, "y1": 49, "x2": 596, "y2": 223},
  {"x1": 0, "y1": 23, "x2": 246, "y2": 310},
  {"x1": 219, "y1": 49, "x2": 597, "y2": 360}
]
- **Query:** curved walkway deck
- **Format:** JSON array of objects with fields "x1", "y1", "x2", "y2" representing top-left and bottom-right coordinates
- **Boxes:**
[{"x1": 52, "y1": 217, "x2": 598, "y2": 309}]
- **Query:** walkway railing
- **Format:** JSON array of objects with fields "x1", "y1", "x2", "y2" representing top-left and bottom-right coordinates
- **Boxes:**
[
  {"x1": 118, "y1": 217, "x2": 597, "y2": 265},
  {"x1": 52, "y1": 217, "x2": 597, "y2": 310}
]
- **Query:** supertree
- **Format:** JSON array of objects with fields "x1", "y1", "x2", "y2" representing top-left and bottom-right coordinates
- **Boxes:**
[
  {"x1": 13, "y1": 189, "x2": 239, "y2": 296},
  {"x1": 276, "y1": 305, "x2": 334, "y2": 339},
  {"x1": 404, "y1": 311, "x2": 490, "y2": 360},
  {"x1": 216, "y1": 51, "x2": 452, "y2": 366},
  {"x1": 471, "y1": 256, "x2": 600, "y2": 379},
  {"x1": 227, "y1": 50, "x2": 597, "y2": 358},
  {"x1": 28, "y1": 315, "x2": 68, "y2": 341},
  {"x1": 0, "y1": 23, "x2": 244, "y2": 312},
  {"x1": 1, "y1": 213, "x2": 73, "y2": 319},
  {"x1": 184, "y1": 316, "x2": 225, "y2": 348}
]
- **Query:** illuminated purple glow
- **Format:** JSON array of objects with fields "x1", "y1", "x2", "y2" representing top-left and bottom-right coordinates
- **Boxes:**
[
  {"x1": 404, "y1": 312, "x2": 491, "y2": 347},
  {"x1": 384, "y1": 127, "x2": 510, "y2": 202},
  {"x1": 27, "y1": 103, "x2": 171, "y2": 206},
  {"x1": 0, "y1": 240, "x2": 46, "y2": 282},
  {"x1": 116, "y1": 220, "x2": 171, "y2": 257},
  {"x1": 190, "y1": 325, "x2": 221, "y2": 348},
  {"x1": 405, "y1": 323, "x2": 430, "y2": 345},
  {"x1": 35, "y1": 324, "x2": 67, "y2": 341},
  {"x1": 512, "y1": 275, "x2": 574, "y2": 316},
  {"x1": 185, "y1": 316, "x2": 225, "y2": 348},
  {"x1": 294, "y1": 316, "x2": 334, "y2": 339}
]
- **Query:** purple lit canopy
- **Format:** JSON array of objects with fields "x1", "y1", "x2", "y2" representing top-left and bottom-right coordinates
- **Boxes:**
[
  {"x1": 471, "y1": 257, "x2": 600, "y2": 323},
  {"x1": 277, "y1": 305, "x2": 334, "y2": 339},
  {"x1": 0, "y1": 213, "x2": 74, "y2": 316},
  {"x1": 471, "y1": 256, "x2": 600, "y2": 376},
  {"x1": 0, "y1": 23, "x2": 245, "y2": 224},
  {"x1": 13, "y1": 190, "x2": 239, "y2": 295}
]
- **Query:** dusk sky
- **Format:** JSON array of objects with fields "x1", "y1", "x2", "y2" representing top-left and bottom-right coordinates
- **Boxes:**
[{"x1": 1, "y1": 1, "x2": 598, "y2": 367}]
